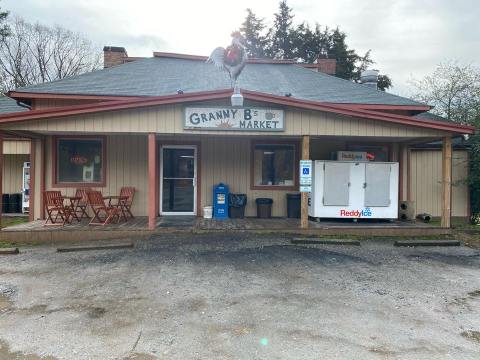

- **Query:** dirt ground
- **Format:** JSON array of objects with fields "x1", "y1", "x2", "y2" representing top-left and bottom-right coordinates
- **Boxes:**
[{"x1": 0, "y1": 233, "x2": 479, "y2": 360}]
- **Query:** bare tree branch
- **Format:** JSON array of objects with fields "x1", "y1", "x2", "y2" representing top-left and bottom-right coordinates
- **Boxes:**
[{"x1": 0, "y1": 16, "x2": 102, "y2": 93}]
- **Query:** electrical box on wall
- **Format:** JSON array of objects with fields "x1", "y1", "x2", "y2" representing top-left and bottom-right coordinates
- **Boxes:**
[{"x1": 308, "y1": 161, "x2": 399, "y2": 220}]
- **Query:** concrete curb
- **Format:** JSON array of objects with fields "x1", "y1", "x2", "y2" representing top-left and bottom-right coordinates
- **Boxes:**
[
  {"x1": 0, "y1": 247, "x2": 19, "y2": 255},
  {"x1": 394, "y1": 240, "x2": 461, "y2": 247},
  {"x1": 57, "y1": 243, "x2": 134, "y2": 253},
  {"x1": 291, "y1": 238, "x2": 361, "y2": 246}
]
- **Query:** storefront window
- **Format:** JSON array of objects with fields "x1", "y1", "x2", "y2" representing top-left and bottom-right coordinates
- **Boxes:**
[
  {"x1": 55, "y1": 138, "x2": 104, "y2": 185},
  {"x1": 253, "y1": 143, "x2": 296, "y2": 188}
]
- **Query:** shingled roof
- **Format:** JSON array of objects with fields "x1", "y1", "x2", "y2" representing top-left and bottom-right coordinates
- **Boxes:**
[
  {"x1": 11, "y1": 56, "x2": 426, "y2": 107},
  {"x1": 0, "y1": 96, "x2": 28, "y2": 114}
]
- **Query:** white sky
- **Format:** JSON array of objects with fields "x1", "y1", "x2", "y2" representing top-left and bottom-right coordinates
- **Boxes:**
[{"x1": 3, "y1": 0, "x2": 480, "y2": 96}]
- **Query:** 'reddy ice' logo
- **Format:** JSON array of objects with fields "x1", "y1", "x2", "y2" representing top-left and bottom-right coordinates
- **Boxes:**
[{"x1": 339, "y1": 207, "x2": 373, "y2": 218}]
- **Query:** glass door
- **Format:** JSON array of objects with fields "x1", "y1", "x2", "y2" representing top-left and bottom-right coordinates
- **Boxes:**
[{"x1": 160, "y1": 145, "x2": 197, "y2": 215}]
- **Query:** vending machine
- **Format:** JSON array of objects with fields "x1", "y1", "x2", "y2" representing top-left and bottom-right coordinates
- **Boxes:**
[{"x1": 22, "y1": 162, "x2": 30, "y2": 214}]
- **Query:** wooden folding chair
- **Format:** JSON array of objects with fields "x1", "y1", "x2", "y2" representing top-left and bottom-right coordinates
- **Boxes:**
[
  {"x1": 43, "y1": 191, "x2": 71, "y2": 226},
  {"x1": 116, "y1": 187, "x2": 136, "y2": 219},
  {"x1": 74, "y1": 188, "x2": 92, "y2": 219},
  {"x1": 87, "y1": 190, "x2": 120, "y2": 226}
]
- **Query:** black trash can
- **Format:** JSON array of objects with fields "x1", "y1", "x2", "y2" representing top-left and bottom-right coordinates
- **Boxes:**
[
  {"x1": 229, "y1": 194, "x2": 247, "y2": 218},
  {"x1": 256, "y1": 198, "x2": 273, "y2": 218},
  {"x1": 286, "y1": 193, "x2": 301, "y2": 218},
  {"x1": 2, "y1": 194, "x2": 9, "y2": 213},
  {"x1": 9, "y1": 193, "x2": 21, "y2": 214}
]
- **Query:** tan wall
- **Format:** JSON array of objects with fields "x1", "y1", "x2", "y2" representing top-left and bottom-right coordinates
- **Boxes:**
[
  {"x1": 32, "y1": 134, "x2": 470, "y2": 220},
  {"x1": 199, "y1": 137, "x2": 292, "y2": 217},
  {"x1": 35, "y1": 135, "x2": 303, "y2": 219},
  {"x1": 411, "y1": 149, "x2": 469, "y2": 217},
  {"x1": 38, "y1": 135, "x2": 148, "y2": 218},
  {"x1": 3, "y1": 140, "x2": 30, "y2": 155},
  {"x1": 3, "y1": 154, "x2": 29, "y2": 194},
  {"x1": 1, "y1": 103, "x2": 448, "y2": 138}
]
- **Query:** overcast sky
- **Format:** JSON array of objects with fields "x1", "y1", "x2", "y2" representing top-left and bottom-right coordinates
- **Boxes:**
[{"x1": 3, "y1": 0, "x2": 479, "y2": 96}]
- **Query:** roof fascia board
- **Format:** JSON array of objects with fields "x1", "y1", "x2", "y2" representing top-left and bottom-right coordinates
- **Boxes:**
[
  {"x1": 241, "y1": 90, "x2": 475, "y2": 134},
  {"x1": 7, "y1": 91, "x2": 144, "y2": 101},
  {"x1": 327, "y1": 103, "x2": 432, "y2": 111},
  {"x1": 0, "y1": 89, "x2": 234, "y2": 123},
  {"x1": 0, "y1": 88, "x2": 474, "y2": 134}
]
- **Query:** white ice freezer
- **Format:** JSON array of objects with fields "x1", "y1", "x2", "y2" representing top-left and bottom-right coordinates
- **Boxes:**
[{"x1": 308, "y1": 160, "x2": 399, "y2": 219}]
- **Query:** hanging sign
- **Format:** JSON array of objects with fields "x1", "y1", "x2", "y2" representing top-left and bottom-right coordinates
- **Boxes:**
[{"x1": 184, "y1": 107, "x2": 284, "y2": 131}]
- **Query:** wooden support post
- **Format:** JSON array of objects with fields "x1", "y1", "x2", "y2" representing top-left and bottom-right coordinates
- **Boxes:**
[
  {"x1": 398, "y1": 144, "x2": 405, "y2": 201},
  {"x1": 0, "y1": 136, "x2": 3, "y2": 228},
  {"x1": 301, "y1": 135, "x2": 310, "y2": 229},
  {"x1": 441, "y1": 136, "x2": 452, "y2": 228},
  {"x1": 29, "y1": 139, "x2": 35, "y2": 222},
  {"x1": 39, "y1": 137, "x2": 45, "y2": 220},
  {"x1": 148, "y1": 134, "x2": 158, "y2": 230},
  {"x1": 406, "y1": 148, "x2": 412, "y2": 202}
]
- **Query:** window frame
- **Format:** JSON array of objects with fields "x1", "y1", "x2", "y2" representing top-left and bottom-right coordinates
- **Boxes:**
[
  {"x1": 52, "y1": 135, "x2": 107, "y2": 188},
  {"x1": 250, "y1": 140, "x2": 299, "y2": 191}
]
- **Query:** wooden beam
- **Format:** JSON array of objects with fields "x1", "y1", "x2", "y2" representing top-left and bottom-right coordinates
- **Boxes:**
[
  {"x1": 0, "y1": 136, "x2": 3, "y2": 228},
  {"x1": 39, "y1": 137, "x2": 45, "y2": 220},
  {"x1": 301, "y1": 135, "x2": 310, "y2": 229},
  {"x1": 407, "y1": 147, "x2": 412, "y2": 201},
  {"x1": 29, "y1": 139, "x2": 35, "y2": 221},
  {"x1": 148, "y1": 134, "x2": 157, "y2": 230},
  {"x1": 441, "y1": 136, "x2": 452, "y2": 228}
]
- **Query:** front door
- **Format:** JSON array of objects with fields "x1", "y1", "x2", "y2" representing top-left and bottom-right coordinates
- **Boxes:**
[{"x1": 160, "y1": 145, "x2": 197, "y2": 215}]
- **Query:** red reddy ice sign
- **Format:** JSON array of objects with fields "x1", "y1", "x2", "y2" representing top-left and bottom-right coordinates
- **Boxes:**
[{"x1": 340, "y1": 208, "x2": 373, "y2": 218}]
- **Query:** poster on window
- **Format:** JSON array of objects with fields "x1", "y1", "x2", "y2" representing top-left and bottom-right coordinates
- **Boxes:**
[{"x1": 184, "y1": 107, "x2": 284, "y2": 131}]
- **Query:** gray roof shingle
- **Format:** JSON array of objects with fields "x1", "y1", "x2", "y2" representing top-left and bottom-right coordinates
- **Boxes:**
[
  {"x1": 0, "y1": 96, "x2": 28, "y2": 114},
  {"x1": 13, "y1": 57, "x2": 426, "y2": 106}
]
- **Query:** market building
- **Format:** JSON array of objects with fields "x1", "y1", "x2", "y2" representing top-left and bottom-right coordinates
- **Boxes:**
[{"x1": 0, "y1": 46, "x2": 475, "y2": 239}]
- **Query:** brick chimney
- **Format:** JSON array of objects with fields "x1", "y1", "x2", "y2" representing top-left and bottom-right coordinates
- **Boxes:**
[
  {"x1": 316, "y1": 56, "x2": 336, "y2": 75},
  {"x1": 103, "y1": 46, "x2": 128, "y2": 68}
]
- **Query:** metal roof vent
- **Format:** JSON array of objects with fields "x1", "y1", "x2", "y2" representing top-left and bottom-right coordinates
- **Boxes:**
[{"x1": 360, "y1": 69, "x2": 379, "y2": 90}]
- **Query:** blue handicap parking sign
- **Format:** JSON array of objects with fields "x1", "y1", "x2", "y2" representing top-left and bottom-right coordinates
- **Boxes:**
[{"x1": 303, "y1": 168, "x2": 309, "y2": 175}]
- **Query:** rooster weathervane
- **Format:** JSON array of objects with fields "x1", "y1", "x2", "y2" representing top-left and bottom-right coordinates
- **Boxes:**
[{"x1": 207, "y1": 32, "x2": 248, "y2": 87}]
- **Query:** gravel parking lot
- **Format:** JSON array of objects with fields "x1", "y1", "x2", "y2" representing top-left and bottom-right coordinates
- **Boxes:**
[{"x1": 1, "y1": 233, "x2": 479, "y2": 359}]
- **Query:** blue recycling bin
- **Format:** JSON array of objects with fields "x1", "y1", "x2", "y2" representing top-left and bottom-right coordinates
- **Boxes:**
[{"x1": 213, "y1": 183, "x2": 229, "y2": 219}]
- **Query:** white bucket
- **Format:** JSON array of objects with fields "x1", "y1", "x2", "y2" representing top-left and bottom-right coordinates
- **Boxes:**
[{"x1": 203, "y1": 206, "x2": 213, "y2": 219}]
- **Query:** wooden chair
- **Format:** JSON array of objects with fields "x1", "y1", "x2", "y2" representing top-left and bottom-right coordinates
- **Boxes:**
[
  {"x1": 74, "y1": 188, "x2": 92, "y2": 219},
  {"x1": 87, "y1": 190, "x2": 120, "y2": 226},
  {"x1": 43, "y1": 191, "x2": 71, "y2": 226},
  {"x1": 115, "y1": 187, "x2": 136, "y2": 219}
]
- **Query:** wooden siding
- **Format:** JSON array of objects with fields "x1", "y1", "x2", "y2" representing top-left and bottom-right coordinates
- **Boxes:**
[
  {"x1": 1, "y1": 103, "x2": 447, "y2": 138},
  {"x1": 29, "y1": 134, "x2": 470, "y2": 221},
  {"x1": 2, "y1": 154, "x2": 29, "y2": 194},
  {"x1": 411, "y1": 150, "x2": 469, "y2": 217},
  {"x1": 3, "y1": 140, "x2": 30, "y2": 154},
  {"x1": 199, "y1": 137, "x2": 292, "y2": 217},
  {"x1": 37, "y1": 135, "x2": 149, "y2": 218}
]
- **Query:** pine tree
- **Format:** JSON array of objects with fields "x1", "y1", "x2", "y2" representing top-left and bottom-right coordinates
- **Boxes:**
[
  {"x1": 240, "y1": 9, "x2": 268, "y2": 58},
  {"x1": 267, "y1": 0, "x2": 295, "y2": 59}
]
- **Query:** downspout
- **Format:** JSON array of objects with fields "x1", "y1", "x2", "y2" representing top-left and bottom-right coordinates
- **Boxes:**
[{"x1": 16, "y1": 100, "x2": 32, "y2": 110}]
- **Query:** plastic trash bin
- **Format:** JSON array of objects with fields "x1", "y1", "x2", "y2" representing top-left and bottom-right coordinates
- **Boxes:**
[
  {"x1": 286, "y1": 193, "x2": 301, "y2": 218},
  {"x1": 256, "y1": 198, "x2": 273, "y2": 218},
  {"x1": 229, "y1": 194, "x2": 247, "y2": 218},
  {"x1": 2, "y1": 194, "x2": 9, "y2": 213},
  {"x1": 9, "y1": 193, "x2": 21, "y2": 213}
]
